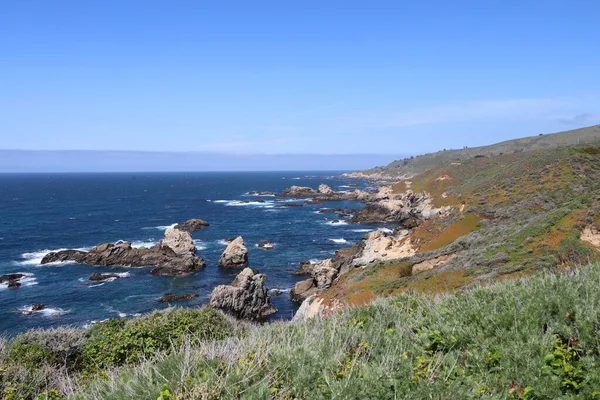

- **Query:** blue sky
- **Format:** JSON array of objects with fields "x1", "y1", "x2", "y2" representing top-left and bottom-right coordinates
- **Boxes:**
[{"x1": 1, "y1": 0, "x2": 599, "y2": 155}]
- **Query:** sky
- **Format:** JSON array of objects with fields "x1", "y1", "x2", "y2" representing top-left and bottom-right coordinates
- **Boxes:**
[{"x1": 1, "y1": 0, "x2": 599, "y2": 160}]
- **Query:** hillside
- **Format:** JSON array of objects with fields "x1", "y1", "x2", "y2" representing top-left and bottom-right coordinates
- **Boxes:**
[
  {"x1": 304, "y1": 141, "x2": 600, "y2": 312},
  {"x1": 346, "y1": 125, "x2": 600, "y2": 180}
]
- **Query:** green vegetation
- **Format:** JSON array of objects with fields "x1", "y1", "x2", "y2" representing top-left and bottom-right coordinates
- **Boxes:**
[
  {"x1": 0, "y1": 308, "x2": 234, "y2": 400},
  {"x1": 72, "y1": 263, "x2": 600, "y2": 399}
]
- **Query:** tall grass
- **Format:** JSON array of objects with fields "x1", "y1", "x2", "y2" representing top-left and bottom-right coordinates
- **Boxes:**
[{"x1": 78, "y1": 263, "x2": 600, "y2": 399}]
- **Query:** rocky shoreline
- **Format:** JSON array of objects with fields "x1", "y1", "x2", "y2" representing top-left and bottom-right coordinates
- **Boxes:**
[{"x1": 29, "y1": 179, "x2": 437, "y2": 323}]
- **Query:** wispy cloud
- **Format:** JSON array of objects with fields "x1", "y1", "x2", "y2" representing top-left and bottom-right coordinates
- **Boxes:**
[
  {"x1": 556, "y1": 112, "x2": 595, "y2": 125},
  {"x1": 347, "y1": 98, "x2": 577, "y2": 129}
]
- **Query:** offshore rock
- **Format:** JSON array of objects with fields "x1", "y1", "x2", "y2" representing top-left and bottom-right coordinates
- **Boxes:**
[
  {"x1": 209, "y1": 268, "x2": 277, "y2": 321},
  {"x1": 174, "y1": 218, "x2": 210, "y2": 232},
  {"x1": 218, "y1": 236, "x2": 248, "y2": 268},
  {"x1": 41, "y1": 229, "x2": 205, "y2": 276},
  {"x1": 156, "y1": 293, "x2": 199, "y2": 303}
]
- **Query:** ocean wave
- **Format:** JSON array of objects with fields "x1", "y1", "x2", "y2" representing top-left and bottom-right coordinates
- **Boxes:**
[
  {"x1": 329, "y1": 238, "x2": 348, "y2": 244},
  {"x1": 352, "y1": 229, "x2": 373, "y2": 233},
  {"x1": 0, "y1": 273, "x2": 37, "y2": 289},
  {"x1": 225, "y1": 200, "x2": 276, "y2": 208},
  {"x1": 17, "y1": 247, "x2": 92, "y2": 266},
  {"x1": 18, "y1": 306, "x2": 69, "y2": 317},
  {"x1": 325, "y1": 220, "x2": 348, "y2": 226},
  {"x1": 212, "y1": 200, "x2": 229, "y2": 203},
  {"x1": 193, "y1": 239, "x2": 208, "y2": 251},
  {"x1": 217, "y1": 239, "x2": 231, "y2": 246},
  {"x1": 155, "y1": 223, "x2": 177, "y2": 230},
  {"x1": 131, "y1": 240, "x2": 159, "y2": 248},
  {"x1": 308, "y1": 259, "x2": 322, "y2": 265}
]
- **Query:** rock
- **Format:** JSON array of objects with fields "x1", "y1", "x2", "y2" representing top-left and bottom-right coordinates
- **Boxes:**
[
  {"x1": 41, "y1": 230, "x2": 205, "y2": 277},
  {"x1": 0, "y1": 273, "x2": 25, "y2": 283},
  {"x1": 8, "y1": 280, "x2": 21, "y2": 288},
  {"x1": 277, "y1": 203, "x2": 304, "y2": 208},
  {"x1": 247, "y1": 191, "x2": 276, "y2": 196},
  {"x1": 317, "y1": 184, "x2": 335, "y2": 195},
  {"x1": 257, "y1": 240, "x2": 275, "y2": 250},
  {"x1": 332, "y1": 219, "x2": 340, "y2": 224},
  {"x1": 174, "y1": 219, "x2": 210, "y2": 232},
  {"x1": 290, "y1": 278, "x2": 317, "y2": 302},
  {"x1": 161, "y1": 228, "x2": 197, "y2": 256},
  {"x1": 292, "y1": 295, "x2": 324, "y2": 322},
  {"x1": 89, "y1": 273, "x2": 122, "y2": 281},
  {"x1": 32, "y1": 304, "x2": 45, "y2": 311},
  {"x1": 291, "y1": 260, "x2": 315, "y2": 276},
  {"x1": 223, "y1": 237, "x2": 236, "y2": 243},
  {"x1": 209, "y1": 268, "x2": 277, "y2": 321},
  {"x1": 270, "y1": 289, "x2": 283, "y2": 296},
  {"x1": 280, "y1": 186, "x2": 317, "y2": 198},
  {"x1": 155, "y1": 293, "x2": 199, "y2": 303},
  {"x1": 218, "y1": 236, "x2": 248, "y2": 268}
]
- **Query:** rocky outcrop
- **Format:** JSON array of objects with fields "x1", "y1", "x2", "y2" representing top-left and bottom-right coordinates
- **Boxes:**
[
  {"x1": 161, "y1": 228, "x2": 197, "y2": 256},
  {"x1": 8, "y1": 280, "x2": 21, "y2": 288},
  {"x1": 218, "y1": 236, "x2": 248, "y2": 268},
  {"x1": 280, "y1": 186, "x2": 317, "y2": 197},
  {"x1": 318, "y1": 184, "x2": 335, "y2": 195},
  {"x1": 350, "y1": 189, "x2": 449, "y2": 226},
  {"x1": 41, "y1": 230, "x2": 205, "y2": 276},
  {"x1": 209, "y1": 268, "x2": 277, "y2": 321},
  {"x1": 292, "y1": 295, "x2": 324, "y2": 322},
  {"x1": 291, "y1": 260, "x2": 315, "y2": 276},
  {"x1": 156, "y1": 293, "x2": 199, "y2": 303},
  {"x1": 174, "y1": 219, "x2": 210, "y2": 232},
  {"x1": 290, "y1": 278, "x2": 318, "y2": 302},
  {"x1": 89, "y1": 273, "x2": 122, "y2": 281}
]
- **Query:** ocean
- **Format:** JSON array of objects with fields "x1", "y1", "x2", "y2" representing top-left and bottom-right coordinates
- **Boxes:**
[{"x1": 0, "y1": 172, "x2": 389, "y2": 336}]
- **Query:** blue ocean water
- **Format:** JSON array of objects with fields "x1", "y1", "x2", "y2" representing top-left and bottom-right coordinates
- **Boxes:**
[{"x1": 0, "y1": 172, "x2": 387, "y2": 336}]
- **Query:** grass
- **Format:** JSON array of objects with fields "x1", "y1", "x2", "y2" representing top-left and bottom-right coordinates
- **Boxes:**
[{"x1": 74, "y1": 262, "x2": 600, "y2": 399}]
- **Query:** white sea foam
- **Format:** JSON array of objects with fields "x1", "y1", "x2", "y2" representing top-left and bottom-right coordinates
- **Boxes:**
[
  {"x1": 352, "y1": 229, "x2": 373, "y2": 233},
  {"x1": 131, "y1": 240, "x2": 159, "y2": 248},
  {"x1": 325, "y1": 220, "x2": 348, "y2": 226},
  {"x1": 193, "y1": 239, "x2": 207, "y2": 250},
  {"x1": 377, "y1": 228, "x2": 394, "y2": 234},
  {"x1": 212, "y1": 200, "x2": 229, "y2": 203},
  {"x1": 18, "y1": 247, "x2": 92, "y2": 266},
  {"x1": 308, "y1": 259, "x2": 322, "y2": 265},
  {"x1": 329, "y1": 238, "x2": 348, "y2": 244},
  {"x1": 217, "y1": 239, "x2": 231, "y2": 246},
  {"x1": 18, "y1": 306, "x2": 69, "y2": 317},
  {"x1": 225, "y1": 200, "x2": 276, "y2": 207},
  {"x1": 0, "y1": 273, "x2": 37, "y2": 290},
  {"x1": 155, "y1": 223, "x2": 177, "y2": 230}
]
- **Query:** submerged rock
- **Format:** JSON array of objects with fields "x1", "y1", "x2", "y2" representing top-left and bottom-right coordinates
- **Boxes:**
[
  {"x1": 156, "y1": 293, "x2": 199, "y2": 303},
  {"x1": 41, "y1": 229, "x2": 205, "y2": 276},
  {"x1": 7, "y1": 280, "x2": 21, "y2": 288},
  {"x1": 218, "y1": 236, "x2": 248, "y2": 268},
  {"x1": 0, "y1": 273, "x2": 25, "y2": 283},
  {"x1": 257, "y1": 240, "x2": 275, "y2": 250},
  {"x1": 209, "y1": 268, "x2": 277, "y2": 321},
  {"x1": 174, "y1": 218, "x2": 210, "y2": 232},
  {"x1": 89, "y1": 273, "x2": 122, "y2": 281}
]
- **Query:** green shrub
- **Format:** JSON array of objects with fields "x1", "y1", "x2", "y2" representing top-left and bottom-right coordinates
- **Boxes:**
[{"x1": 82, "y1": 307, "x2": 233, "y2": 372}]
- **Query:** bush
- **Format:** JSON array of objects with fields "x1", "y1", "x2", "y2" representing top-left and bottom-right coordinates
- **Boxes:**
[{"x1": 82, "y1": 307, "x2": 233, "y2": 372}]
